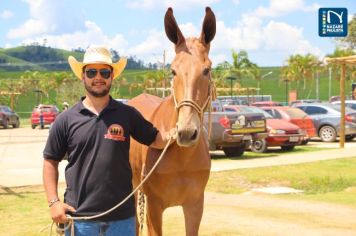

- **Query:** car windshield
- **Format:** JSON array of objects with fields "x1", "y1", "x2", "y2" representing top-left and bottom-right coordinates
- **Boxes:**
[
  {"x1": 238, "y1": 106, "x2": 273, "y2": 118},
  {"x1": 282, "y1": 108, "x2": 308, "y2": 118}
]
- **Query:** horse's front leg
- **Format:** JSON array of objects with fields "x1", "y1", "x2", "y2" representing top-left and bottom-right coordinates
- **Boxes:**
[
  {"x1": 146, "y1": 196, "x2": 164, "y2": 236},
  {"x1": 182, "y1": 194, "x2": 204, "y2": 236}
]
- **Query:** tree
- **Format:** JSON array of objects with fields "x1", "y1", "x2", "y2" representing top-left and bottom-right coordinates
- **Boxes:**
[
  {"x1": 338, "y1": 14, "x2": 356, "y2": 50},
  {"x1": 326, "y1": 48, "x2": 356, "y2": 83},
  {"x1": 212, "y1": 62, "x2": 231, "y2": 89},
  {"x1": 230, "y1": 50, "x2": 256, "y2": 83}
]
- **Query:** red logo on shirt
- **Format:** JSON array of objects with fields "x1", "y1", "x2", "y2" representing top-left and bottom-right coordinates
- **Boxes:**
[{"x1": 104, "y1": 124, "x2": 126, "y2": 141}]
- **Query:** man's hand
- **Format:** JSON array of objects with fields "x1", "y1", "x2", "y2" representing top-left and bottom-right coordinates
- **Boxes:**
[
  {"x1": 151, "y1": 127, "x2": 177, "y2": 149},
  {"x1": 165, "y1": 127, "x2": 177, "y2": 141},
  {"x1": 50, "y1": 202, "x2": 76, "y2": 223}
]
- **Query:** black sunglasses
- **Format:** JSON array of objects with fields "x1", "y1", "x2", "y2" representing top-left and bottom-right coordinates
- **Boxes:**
[{"x1": 85, "y1": 68, "x2": 112, "y2": 79}]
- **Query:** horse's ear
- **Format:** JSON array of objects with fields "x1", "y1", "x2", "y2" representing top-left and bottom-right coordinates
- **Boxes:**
[
  {"x1": 200, "y1": 7, "x2": 216, "y2": 45},
  {"x1": 164, "y1": 7, "x2": 185, "y2": 46}
]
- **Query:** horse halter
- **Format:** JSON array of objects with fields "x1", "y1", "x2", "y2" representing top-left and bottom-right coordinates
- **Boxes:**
[{"x1": 171, "y1": 77, "x2": 216, "y2": 122}]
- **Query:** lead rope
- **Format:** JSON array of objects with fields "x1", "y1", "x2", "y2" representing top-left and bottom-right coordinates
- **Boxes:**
[{"x1": 46, "y1": 134, "x2": 176, "y2": 236}]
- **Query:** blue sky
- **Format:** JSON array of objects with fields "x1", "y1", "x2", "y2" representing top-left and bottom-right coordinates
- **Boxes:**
[{"x1": 0, "y1": 0, "x2": 355, "y2": 67}]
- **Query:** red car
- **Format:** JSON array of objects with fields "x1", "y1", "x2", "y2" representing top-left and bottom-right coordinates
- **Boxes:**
[
  {"x1": 224, "y1": 105, "x2": 304, "y2": 152},
  {"x1": 31, "y1": 104, "x2": 60, "y2": 129},
  {"x1": 251, "y1": 101, "x2": 283, "y2": 107},
  {"x1": 261, "y1": 106, "x2": 316, "y2": 144}
]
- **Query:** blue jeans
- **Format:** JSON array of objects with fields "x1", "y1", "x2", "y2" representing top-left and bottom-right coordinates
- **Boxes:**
[{"x1": 65, "y1": 216, "x2": 136, "y2": 236}]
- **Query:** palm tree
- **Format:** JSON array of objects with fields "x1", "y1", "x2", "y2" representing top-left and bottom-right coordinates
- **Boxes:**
[
  {"x1": 230, "y1": 50, "x2": 256, "y2": 84},
  {"x1": 284, "y1": 54, "x2": 319, "y2": 98},
  {"x1": 212, "y1": 61, "x2": 231, "y2": 90}
]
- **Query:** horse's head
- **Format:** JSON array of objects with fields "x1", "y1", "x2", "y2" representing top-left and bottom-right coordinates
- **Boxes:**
[{"x1": 165, "y1": 7, "x2": 216, "y2": 147}]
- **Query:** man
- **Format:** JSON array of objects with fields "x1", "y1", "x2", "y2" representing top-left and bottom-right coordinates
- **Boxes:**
[{"x1": 43, "y1": 45, "x2": 174, "y2": 236}]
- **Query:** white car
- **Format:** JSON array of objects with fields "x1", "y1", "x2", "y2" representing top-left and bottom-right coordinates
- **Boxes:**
[{"x1": 331, "y1": 100, "x2": 356, "y2": 110}]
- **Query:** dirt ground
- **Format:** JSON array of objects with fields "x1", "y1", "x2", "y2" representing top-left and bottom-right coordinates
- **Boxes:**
[
  {"x1": 162, "y1": 191, "x2": 356, "y2": 236},
  {"x1": 2, "y1": 128, "x2": 356, "y2": 235}
]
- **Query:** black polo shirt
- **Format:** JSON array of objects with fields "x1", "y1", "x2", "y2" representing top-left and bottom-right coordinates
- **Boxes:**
[{"x1": 43, "y1": 97, "x2": 158, "y2": 221}]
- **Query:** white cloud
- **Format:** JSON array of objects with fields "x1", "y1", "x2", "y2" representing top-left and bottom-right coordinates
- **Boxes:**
[
  {"x1": 126, "y1": 22, "x2": 201, "y2": 65},
  {"x1": 7, "y1": 19, "x2": 51, "y2": 39},
  {"x1": 210, "y1": 13, "x2": 322, "y2": 66},
  {"x1": 212, "y1": 17, "x2": 263, "y2": 52},
  {"x1": 6, "y1": 0, "x2": 85, "y2": 39},
  {"x1": 20, "y1": 21, "x2": 128, "y2": 54},
  {"x1": 253, "y1": 0, "x2": 320, "y2": 18},
  {"x1": 1, "y1": 10, "x2": 13, "y2": 19},
  {"x1": 127, "y1": 0, "x2": 219, "y2": 9},
  {"x1": 263, "y1": 21, "x2": 321, "y2": 56},
  {"x1": 232, "y1": 0, "x2": 240, "y2": 6}
]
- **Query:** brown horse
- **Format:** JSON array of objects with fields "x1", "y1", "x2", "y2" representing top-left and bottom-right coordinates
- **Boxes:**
[{"x1": 128, "y1": 7, "x2": 216, "y2": 236}]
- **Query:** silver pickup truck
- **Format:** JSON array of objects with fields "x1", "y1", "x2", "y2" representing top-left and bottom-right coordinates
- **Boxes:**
[{"x1": 204, "y1": 100, "x2": 267, "y2": 157}]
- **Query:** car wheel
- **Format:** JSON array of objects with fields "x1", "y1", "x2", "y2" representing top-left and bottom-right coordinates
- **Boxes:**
[
  {"x1": 251, "y1": 139, "x2": 268, "y2": 153},
  {"x1": 319, "y1": 125, "x2": 337, "y2": 142},
  {"x1": 13, "y1": 119, "x2": 20, "y2": 128},
  {"x1": 345, "y1": 135, "x2": 355, "y2": 142},
  {"x1": 31, "y1": 124, "x2": 36, "y2": 129},
  {"x1": 222, "y1": 147, "x2": 245, "y2": 157},
  {"x1": 281, "y1": 145, "x2": 295, "y2": 151},
  {"x1": 301, "y1": 139, "x2": 309, "y2": 145},
  {"x1": 3, "y1": 119, "x2": 8, "y2": 129}
]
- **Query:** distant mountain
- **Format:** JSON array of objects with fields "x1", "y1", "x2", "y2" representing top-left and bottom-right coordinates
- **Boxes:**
[{"x1": 0, "y1": 45, "x2": 148, "y2": 72}]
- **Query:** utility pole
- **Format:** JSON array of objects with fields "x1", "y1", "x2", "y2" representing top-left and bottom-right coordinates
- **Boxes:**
[
  {"x1": 329, "y1": 67, "x2": 332, "y2": 99},
  {"x1": 163, "y1": 50, "x2": 166, "y2": 97},
  {"x1": 316, "y1": 71, "x2": 319, "y2": 100}
]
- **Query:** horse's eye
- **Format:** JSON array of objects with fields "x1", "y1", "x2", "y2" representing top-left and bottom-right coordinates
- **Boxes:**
[
  {"x1": 203, "y1": 68, "x2": 210, "y2": 76},
  {"x1": 171, "y1": 70, "x2": 176, "y2": 76}
]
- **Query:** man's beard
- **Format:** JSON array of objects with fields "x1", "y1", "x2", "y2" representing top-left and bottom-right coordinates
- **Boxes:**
[{"x1": 84, "y1": 81, "x2": 111, "y2": 97}]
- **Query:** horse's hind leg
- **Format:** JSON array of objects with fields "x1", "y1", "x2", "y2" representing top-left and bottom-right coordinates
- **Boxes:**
[
  {"x1": 146, "y1": 196, "x2": 164, "y2": 236},
  {"x1": 182, "y1": 195, "x2": 204, "y2": 236}
]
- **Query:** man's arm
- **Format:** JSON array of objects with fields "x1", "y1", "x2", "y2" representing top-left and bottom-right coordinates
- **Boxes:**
[{"x1": 43, "y1": 158, "x2": 75, "y2": 223}]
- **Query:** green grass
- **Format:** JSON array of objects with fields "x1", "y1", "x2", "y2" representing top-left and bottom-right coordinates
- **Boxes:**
[
  {"x1": 207, "y1": 157, "x2": 356, "y2": 206},
  {"x1": 211, "y1": 145, "x2": 331, "y2": 160},
  {"x1": 0, "y1": 186, "x2": 50, "y2": 236}
]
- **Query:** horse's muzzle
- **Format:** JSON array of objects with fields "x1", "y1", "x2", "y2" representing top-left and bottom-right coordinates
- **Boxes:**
[{"x1": 177, "y1": 125, "x2": 199, "y2": 147}]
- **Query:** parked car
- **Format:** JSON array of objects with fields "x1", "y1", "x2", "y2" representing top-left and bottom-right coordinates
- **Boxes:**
[
  {"x1": 217, "y1": 97, "x2": 249, "y2": 106},
  {"x1": 251, "y1": 101, "x2": 283, "y2": 107},
  {"x1": 290, "y1": 99, "x2": 321, "y2": 107},
  {"x1": 204, "y1": 100, "x2": 267, "y2": 157},
  {"x1": 211, "y1": 100, "x2": 224, "y2": 112},
  {"x1": 260, "y1": 106, "x2": 316, "y2": 144},
  {"x1": 31, "y1": 104, "x2": 60, "y2": 129},
  {"x1": 331, "y1": 100, "x2": 356, "y2": 110},
  {"x1": 295, "y1": 103, "x2": 356, "y2": 142},
  {"x1": 0, "y1": 105, "x2": 20, "y2": 128},
  {"x1": 224, "y1": 105, "x2": 304, "y2": 152},
  {"x1": 115, "y1": 98, "x2": 129, "y2": 104}
]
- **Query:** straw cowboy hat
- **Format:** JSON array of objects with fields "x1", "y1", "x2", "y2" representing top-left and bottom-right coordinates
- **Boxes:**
[{"x1": 68, "y1": 45, "x2": 127, "y2": 80}]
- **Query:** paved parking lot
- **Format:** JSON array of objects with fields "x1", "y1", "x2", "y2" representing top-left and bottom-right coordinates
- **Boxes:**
[
  {"x1": 1, "y1": 127, "x2": 356, "y2": 187},
  {"x1": 0, "y1": 127, "x2": 66, "y2": 186}
]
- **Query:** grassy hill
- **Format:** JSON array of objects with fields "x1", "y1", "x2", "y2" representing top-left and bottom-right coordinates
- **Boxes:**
[{"x1": 0, "y1": 46, "x2": 84, "y2": 71}]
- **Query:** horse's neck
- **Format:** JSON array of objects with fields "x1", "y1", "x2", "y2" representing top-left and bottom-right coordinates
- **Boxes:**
[{"x1": 150, "y1": 95, "x2": 178, "y2": 133}]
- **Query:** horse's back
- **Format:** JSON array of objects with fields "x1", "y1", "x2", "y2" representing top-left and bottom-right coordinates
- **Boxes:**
[
  {"x1": 128, "y1": 93, "x2": 164, "y2": 186},
  {"x1": 128, "y1": 93, "x2": 163, "y2": 120}
]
